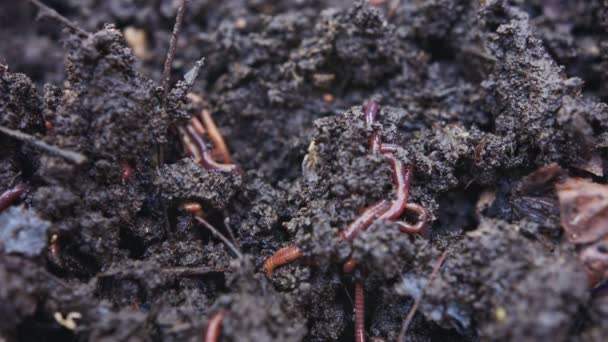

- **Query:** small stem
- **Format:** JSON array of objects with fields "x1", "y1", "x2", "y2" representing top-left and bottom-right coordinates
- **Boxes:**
[
  {"x1": 161, "y1": 0, "x2": 188, "y2": 104},
  {"x1": 160, "y1": 266, "x2": 226, "y2": 276},
  {"x1": 0, "y1": 126, "x2": 87, "y2": 164},
  {"x1": 223, "y1": 215, "x2": 239, "y2": 245},
  {"x1": 28, "y1": 0, "x2": 89, "y2": 37},
  {"x1": 398, "y1": 250, "x2": 448, "y2": 341},
  {"x1": 195, "y1": 216, "x2": 243, "y2": 259}
]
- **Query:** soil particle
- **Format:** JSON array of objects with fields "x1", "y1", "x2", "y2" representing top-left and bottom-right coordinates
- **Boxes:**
[{"x1": 0, "y1": 206, "x2": 51, "y2": 257}]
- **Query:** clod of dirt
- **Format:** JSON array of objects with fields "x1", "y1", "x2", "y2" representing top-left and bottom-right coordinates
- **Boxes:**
[
  {"x1": 0, "y1": 65, "x2": 43, "y2": 132},
  {"x1": 156, "y1": 158, "x2": 242, "y2": 209},
  {"x1": 46, "y1": 23, "x2": 168, "y2": 160},
  {"x1": 422, "y1": 218, "x2": 588, "y2": 341},
  {"x1": 0, "y1": 206, "x2": 51, "y2": 257},
  {"x1": 214, "y1": 257, "x2": 307, "y2": 341}
]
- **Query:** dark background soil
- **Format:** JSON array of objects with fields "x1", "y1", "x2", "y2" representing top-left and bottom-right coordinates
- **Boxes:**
[{"x1": 1, "y1": 0, "x2": 608, "y2": 341}]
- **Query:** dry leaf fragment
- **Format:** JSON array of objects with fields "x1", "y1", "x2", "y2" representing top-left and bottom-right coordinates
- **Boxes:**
[
  {"x1": 516, "y1": 163, "x2": 563, "y2": 195},
  {"x1": 556, "y1": 178, "x2": 608, "y2": 244},
  {"x1": 580, "y1": 237, "x2": 608, "y2": 287},
  {"x1": 573, "y1": 152, "x2": 604, "y2": 177}
]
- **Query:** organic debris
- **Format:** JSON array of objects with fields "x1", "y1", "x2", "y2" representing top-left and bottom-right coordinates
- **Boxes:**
[{"x1": 1, "y1": 0, "x2": 608, "y2": 340}]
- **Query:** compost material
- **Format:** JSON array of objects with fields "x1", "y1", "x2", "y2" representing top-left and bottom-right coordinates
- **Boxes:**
[{"x1": 1, "y1": 0, "x2": 608, "y2": 341}]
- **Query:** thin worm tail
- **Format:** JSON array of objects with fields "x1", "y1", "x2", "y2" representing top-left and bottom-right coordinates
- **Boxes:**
[
  {"x1": 355, "y1": 282, "x2": 366, "y2": 342},
  {"x1": 364, "y1": 100, "x2": 379, "y2": 127},
  {"x1": 204, "y1": 310, "x2": 225, "y2": 342}
]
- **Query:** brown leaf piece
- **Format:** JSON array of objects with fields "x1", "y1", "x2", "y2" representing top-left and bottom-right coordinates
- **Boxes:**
[
  {"x1": 516, "y1": 163, "x2": 564, "y2": 195},
  {"x1": 573, "y1": 152, "x2": 604, "y2": 177},
  {"x1": 579, "y1": 237, "x2": 608, "y2": 287},
  {"x1": 556, "y1": 178, "x2": 608, "y2": 244}
]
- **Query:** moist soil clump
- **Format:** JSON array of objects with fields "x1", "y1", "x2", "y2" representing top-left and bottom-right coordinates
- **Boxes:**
[{"x1": 1, "y1": 0, "x2": 608, "y2": 341}]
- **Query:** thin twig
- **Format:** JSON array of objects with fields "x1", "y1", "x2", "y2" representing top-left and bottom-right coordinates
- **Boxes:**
[
  {"x1": 0, "y1": 125, "x2": 87, "y2": 165},
  {"x1": 398, "y1": 250, "x2": 449, "y2": 341},
  {"x1": 223, "y1": 214, "x2": 239, "y2": 245},
  {"x1": 161, "y1": 0, "x2": 188, "y2": 103},
  {"x1": 98, "y1": 266, "x2": 225, "y2": 278},
  {"x1": 28, "y1": 0, "x2": 89, "y2": 37},
  {"x1": 160, "y1": 266, "x2": 226, "y2": 276},
  {"x1": 195, "y1": 216, "x2": 243, "y2": 259}
]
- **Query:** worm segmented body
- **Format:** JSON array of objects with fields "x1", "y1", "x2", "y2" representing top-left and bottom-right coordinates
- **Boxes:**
[
  {"x1": 364, "y1": 100, "x2": 379, "y2": 127},
  {"x1": 204, "y1": 310, "x2": 225, "y2": 342},
  {"x1": 264, "y1": 245, "x2": 304, "y2": 278},
  {"x1": 179, "y1": 102, "x2": 240, "y2": 174},
  {"x1": 379, "y1": 143, "x2": 398, "y2": 154},
  {"x1": 0, "y1": 183, "x2": 27, "y2": 212},
  {"x1": 343, "y1": 257, "x2": 358, "y2": 274},
  {"x1": 340, "y1": 200, "x2": 390, "y2": 241},
  {"x1": 185, "y1": 125, "x2": 239, "y2": 173},
  {"x1": 201, "y1": 109, "x2": 232, "y2": 164},
  {"x1": 378, "y1": 156, "x2": 413, "y2": 221},
  {"x1": 396, "y1": 203, "x2": 428, "y2": 234},
  {"x1": 364, "y1": 100, "x2": 382, "y2": 154},
  {"x1": 355, "y1": 282, "x2": 366, "y2": 342}
]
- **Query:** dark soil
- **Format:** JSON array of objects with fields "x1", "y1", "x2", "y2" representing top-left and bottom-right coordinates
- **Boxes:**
[{"x1": 1, "y1": 0, "x2": 608, "y2": 341}]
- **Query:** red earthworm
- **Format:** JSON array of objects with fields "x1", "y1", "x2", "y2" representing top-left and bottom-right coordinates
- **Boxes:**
[
  {"x1": 339, "y1": 200, "x2": 390, "y2": 241},
  {"x1": 370, "y1": 132, "x2": 382, "y2": 154},
  {"x1": 182, "y1": 201, "x2": 204, "y2": 217},
  {"x1": 364, "y1": 100, "x2": 379, "y2": 127},
  {"x1": 179, "y1": 126, "x2": 202, "y2": 161},
  {"x1": 264, "y1": 244, "x2": 304, "y2": 278},
  {"x1": 190, "y1": 116, "x2": 207, "y2": 138},
  {"x1": 395, "y1": 203, "x2": 428, "y2": 234},
  {"x1": 204, "y1": 310, "x2": 225, "y2": 342},
  {"x1": 343, "y1": 257, "x2": 358, "y2": 273},
  {"x1": 364, "y1": 100, "x2": 382, "y2": 154},
  {"x1": 201, "y1": 109, "x2": 233, "y2": 164},
  {"x1": 377, "y1": 156, "x2": 413, "y2": 221},
  {"x1": 379, "y1": 143, "x2": 398, "y2": 154},
  {"x1": 355, "y1": 282, "x2": 366, "y2": 342},
  {"x1": 185, "y1": 125, "x2": 240, "y2": 173},
  {"x1": 50, "y1": 234, "x2": 60, "y2": 257},
  {"x1": 191, "y1": 116, "x2": 227, "y2": 161},
  {"x1": 371, "y1": 337, "x2": 387, "y2": 342},
  {"x1": 119, "y1": 161, "x2": 133, "y2": 182},
  {"x1": 0, "y1": 183, "x2": 27, "y2": 212},
  {"x1": 369, "y1": 0, "x2": 387, "y2": 7}
]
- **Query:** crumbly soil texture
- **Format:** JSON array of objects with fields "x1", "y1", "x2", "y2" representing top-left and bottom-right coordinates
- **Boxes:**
[{"x1": 1, "y1": 0, "x2": 608, "y2": 341}]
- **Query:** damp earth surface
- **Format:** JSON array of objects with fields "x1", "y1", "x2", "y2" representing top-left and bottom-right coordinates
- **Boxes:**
[{"x1": 1, "y1": 0, "x2": 608, "y2": 341}]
